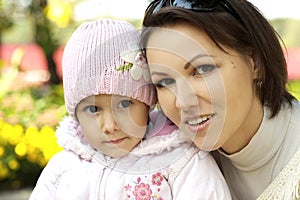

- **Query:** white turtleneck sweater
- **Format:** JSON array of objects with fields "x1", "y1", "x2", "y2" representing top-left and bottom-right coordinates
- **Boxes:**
[{"x1": 217, "y1": 101, "x2": 300, "y2": 200}]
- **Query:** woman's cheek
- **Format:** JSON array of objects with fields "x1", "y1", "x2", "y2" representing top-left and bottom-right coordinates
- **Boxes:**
[{"x1": 157, "y1": 90, "x2": 181, "y2": 127}]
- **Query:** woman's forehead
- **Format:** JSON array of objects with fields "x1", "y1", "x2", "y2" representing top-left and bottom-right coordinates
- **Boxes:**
[{"x1": 146, "y1": 24, "x2": 219, "y2": 59}]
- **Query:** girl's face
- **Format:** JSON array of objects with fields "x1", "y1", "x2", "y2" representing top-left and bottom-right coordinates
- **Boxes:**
[
  {"x1": 146, "y1": 23, "x2": 263, "y2": 153},
  {"x1": 76, "y1": 94, "x2": 149, "y2": 158}
]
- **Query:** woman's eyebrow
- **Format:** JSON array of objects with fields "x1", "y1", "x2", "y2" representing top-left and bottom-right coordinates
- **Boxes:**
[
  {"x1": 184, "y1": 54, "x2": 214, "y2": 69},
  {"x1": 151, "y1": 71, "x2": 169, "y2": 77}
]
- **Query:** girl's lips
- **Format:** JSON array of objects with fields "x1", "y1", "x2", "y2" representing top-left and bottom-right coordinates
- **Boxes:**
[{"x1": 106, "y1": 137, "x2": 126, "y2": 145}]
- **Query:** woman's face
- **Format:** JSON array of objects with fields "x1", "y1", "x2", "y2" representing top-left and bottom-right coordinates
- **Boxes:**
[{"x1": 146, "y1": 23, "x2": 263, "y2": 153}]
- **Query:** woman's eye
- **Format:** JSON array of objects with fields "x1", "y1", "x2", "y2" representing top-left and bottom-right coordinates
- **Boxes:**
[
  {"x1": 155, "y1": 78, "x2": 175, "y2": 88},
  {"x1": 194, "y1": 64, "x2": 216, "y2": 75},
  {"x1": 86, "y1": 106, "x2": 99, "y2": 114},
  {"x1": 118, "y1": 100, "x2": 132, "y2": 108}
]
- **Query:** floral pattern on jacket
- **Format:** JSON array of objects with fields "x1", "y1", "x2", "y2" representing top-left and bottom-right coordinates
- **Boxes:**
[{"x1": 124, "y1": 173, "x2": 166, "y2": 200}]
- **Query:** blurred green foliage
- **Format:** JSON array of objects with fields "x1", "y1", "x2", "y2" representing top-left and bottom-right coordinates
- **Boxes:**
[
  {"x1": 271, "y1": 19, "x2": 300, "y2": 47},
  {"x1": 0, "y1": 85, "x2": 66, "y2": 127},
  {"x1": 0, "y1": 2, "x2": 13, "y2": 32},
  {"x1": 0, "y1": 85, "x2": 65, "y2": 190},
  {"x1": 287, "y1": 80, "x2": 300, "y2": 100}
]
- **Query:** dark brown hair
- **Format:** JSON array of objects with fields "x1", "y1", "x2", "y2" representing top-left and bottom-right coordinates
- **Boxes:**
[{"x1": 141, "y1": 0, "x2": 296, "y2": 118}]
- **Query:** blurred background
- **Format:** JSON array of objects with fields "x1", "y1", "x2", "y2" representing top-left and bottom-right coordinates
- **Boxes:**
[{"x1": 0, "y1": 0, "x2": 299, "y2": 198}]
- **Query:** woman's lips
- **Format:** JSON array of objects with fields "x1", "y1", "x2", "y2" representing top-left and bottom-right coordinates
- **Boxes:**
[{"x1": 184, "y1": 114, "x2": 214, "y2": 133}]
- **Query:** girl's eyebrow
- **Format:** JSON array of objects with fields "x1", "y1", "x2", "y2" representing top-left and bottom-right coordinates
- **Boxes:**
[
  {"x1": 80, "y1": 97, "x2": 95, "y2": 104},
  {"x1": 184, "y1": 54, "x2": 214, "y2": 69}
]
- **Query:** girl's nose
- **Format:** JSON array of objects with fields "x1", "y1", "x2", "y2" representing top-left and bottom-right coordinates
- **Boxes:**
[{"x1": 98, "y1": 111, "x2": 120, "y2": 134}]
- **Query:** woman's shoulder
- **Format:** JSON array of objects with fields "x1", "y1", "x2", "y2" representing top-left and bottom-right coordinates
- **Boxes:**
[
  {"x1": 257, "y1": 149, "x2": 300, "y2": 200},
  {"x1": 279, "y1": 100, "x2": 300, "y2": 119},
  {"x1": 287, "y1": 101, "x2": 300, "y2": 137},
  {"x1": 283, "y1": 100, "x2": 300, "y2": 142},
  {"x1": 290, "y1": 100, "x2": 300, "y2": 120},
  {"x1": 282, "y1": 100, "x2": 300, "y2": 157}
]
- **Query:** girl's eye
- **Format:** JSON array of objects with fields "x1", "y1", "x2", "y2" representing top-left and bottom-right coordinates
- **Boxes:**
[
  {"x1": 155, "y1": 78, "x2": 175, "y2": 88},
  {"x1": 194, "y1": 64, "x2": 216, "y2": 75},
  {"x1": 86, "y1": 106, "x2": 100, "y2": 114},
  {"x1": 118, "y1": 100, "x2": 132, "y2": 108}
]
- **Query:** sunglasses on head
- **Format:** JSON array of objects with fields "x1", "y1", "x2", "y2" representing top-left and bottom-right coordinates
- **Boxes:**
[{"x1": 145, "y1": 0, "x2": 244, "y2": 27}]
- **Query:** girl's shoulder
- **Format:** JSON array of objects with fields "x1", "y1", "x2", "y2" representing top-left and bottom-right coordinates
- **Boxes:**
[{"x1": 30, "y1": 150, "x2": 98, "y2": 200}]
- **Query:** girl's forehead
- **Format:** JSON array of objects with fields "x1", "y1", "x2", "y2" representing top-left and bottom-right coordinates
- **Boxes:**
[{"x1": 79, "y1": 94, "x2": 130, "y2": 105}]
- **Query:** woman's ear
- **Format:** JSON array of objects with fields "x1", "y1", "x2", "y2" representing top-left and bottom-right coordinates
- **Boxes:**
[
  {"x1": 249, "y1": 55, "x2": 263, "y2": 89},
  {"x1": 249, "y1": 56, "x2": 259, "y2": 80}
]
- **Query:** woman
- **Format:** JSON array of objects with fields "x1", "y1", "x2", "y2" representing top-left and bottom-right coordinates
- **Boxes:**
[{"x1": 141, "y1": 0, "x2": 300, "y2": 199}]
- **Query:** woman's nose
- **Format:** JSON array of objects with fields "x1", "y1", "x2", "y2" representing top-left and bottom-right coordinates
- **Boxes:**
[
  {"x1": 174, "y1": 79, "x2": 199, "y2": 111},
  {"x1": 98, "y1": 111, "x2": 120, "y2": 134}
]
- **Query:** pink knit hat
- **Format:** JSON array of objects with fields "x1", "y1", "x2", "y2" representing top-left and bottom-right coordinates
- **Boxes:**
[{"x1": 62, "y1": 19, "x2": 156, "y2": 118}]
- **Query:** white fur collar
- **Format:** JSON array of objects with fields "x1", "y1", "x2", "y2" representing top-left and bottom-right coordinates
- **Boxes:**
[
  {"x1": 56, "y1": 116, "x2": 191, "y2": 161},
  {"x1": 56, "y1": 116, "x2": 96, "y2": 161},
  {"x1": 131, "y1": 129, "x2": 191, "y2": 156}
]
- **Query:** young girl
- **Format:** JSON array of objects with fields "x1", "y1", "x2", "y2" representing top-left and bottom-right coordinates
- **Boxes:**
[
  {"x1": 29, "y1": 19, "x2": 231, "y2": 199},
  {"x1": 141, "y1": 0, "x2": 300, "y2": 199}
]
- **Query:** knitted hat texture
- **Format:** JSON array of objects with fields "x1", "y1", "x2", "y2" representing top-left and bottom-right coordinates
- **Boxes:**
[{"x1": 62, "y1": 19, "x2": 156, "y2": 118}]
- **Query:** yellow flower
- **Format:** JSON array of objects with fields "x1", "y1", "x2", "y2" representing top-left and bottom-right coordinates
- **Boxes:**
[
  {"x1": 0, "y1": 119, "x2": 3, "y2": 128},
  {"x1": 27, "y1": 152, "x2": 39, "y2": 163},
  {"x1": 45, "y1": 0, "x2": 72, "y2": 28},
  {"x1": 1, "y1": 123, "x2": 13, "y2": 141},
  {"x1": 8, "y1": 159, "x2": 19, "y2": 171},
  {"x1": 0, "y1": 146, "x2": 5, "y2": 157},
  {"x1": 25, "y1": 126, "x2": 39, "y2": 146},
  {"x1": 8, "y1": 124, "x2": 24, "y2": 145},
  {"x1": 0, "y1": 162, "x2": 9, "y2": 179},
  {"x1": 39, "y1": 125, "x2": 62, "y2": 162},
  {"x1": 15, "y1": 142, "x2": 27, "y2": 157}
]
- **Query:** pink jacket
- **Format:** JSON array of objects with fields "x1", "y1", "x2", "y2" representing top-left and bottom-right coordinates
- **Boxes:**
[{"x1": 29, "y1": 111, "x2": 231, "y2": 200}]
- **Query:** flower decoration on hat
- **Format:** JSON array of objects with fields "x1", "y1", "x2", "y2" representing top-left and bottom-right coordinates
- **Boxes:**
[
  {"x1": 131, "y1": 52, "x2": 150, "y2": 81},
  {"x1": 119, "y1": 45, "x2": 151, "y2": 81}
]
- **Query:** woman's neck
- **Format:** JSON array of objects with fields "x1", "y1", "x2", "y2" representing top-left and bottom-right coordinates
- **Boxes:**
[{"x1": 221, "y1": 99, "x2": 264, "y2": 155}]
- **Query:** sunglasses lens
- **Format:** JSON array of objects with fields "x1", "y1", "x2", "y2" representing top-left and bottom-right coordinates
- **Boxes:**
[
  {"x1": 172, "y1": 0, "x2": 217, "y2": 10},
  {"x1": 145, "y1": 0, "x2": 166, "y2": 14},
  {"x1": 147, "y1": 0, "x2": 218, "y2": 14},
  {"x1": 145, "y1": 0, "x2": 245, "y2": 28},
  {"x1": 152, "y1": 0, "x2": 167, "y2": 13}
]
